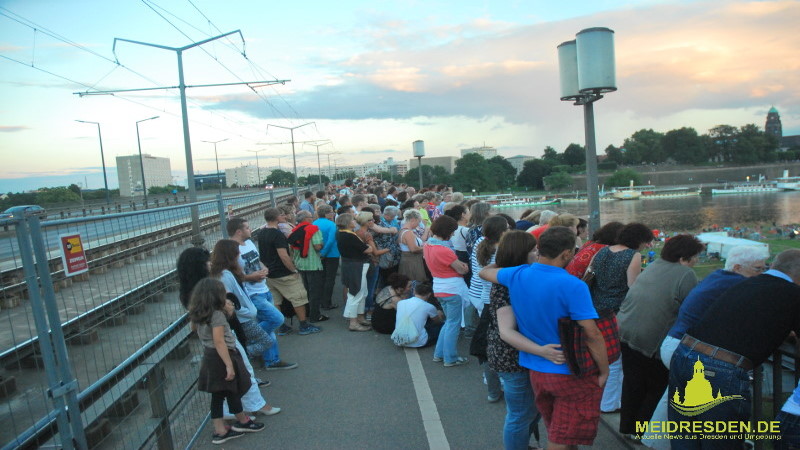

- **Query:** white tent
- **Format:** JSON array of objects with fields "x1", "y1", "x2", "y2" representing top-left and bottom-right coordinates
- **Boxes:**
[{"x1": 696, "y1": 232, "x2": 769, "y2": 259}]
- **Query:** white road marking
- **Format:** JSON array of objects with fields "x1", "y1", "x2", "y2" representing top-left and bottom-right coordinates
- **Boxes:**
[{"x1": 404, "y1": 347, "x2": 450, "y2": 450}]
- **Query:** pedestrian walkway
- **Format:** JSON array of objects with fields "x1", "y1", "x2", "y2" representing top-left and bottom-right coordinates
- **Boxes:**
[{"x1": 191, "y1": 310, "x2": 635, "y2": 449}]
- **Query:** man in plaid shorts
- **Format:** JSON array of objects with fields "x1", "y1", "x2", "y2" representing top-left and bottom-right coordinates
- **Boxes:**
[{"x1": 481, "y1": 226, "x2": 609, "y2": 449}]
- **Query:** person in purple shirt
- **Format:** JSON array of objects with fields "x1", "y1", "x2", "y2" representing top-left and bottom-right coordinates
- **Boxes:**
[{"x1": 481, "y1": 226, "x2": 609, "y2": 450}]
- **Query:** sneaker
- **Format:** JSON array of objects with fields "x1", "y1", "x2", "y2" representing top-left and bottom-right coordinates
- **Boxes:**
[
  {"x1": 444, "y1": 357, "x2": 469, "y2": 367},
  {"x1": 265, "y1": 361, "x2": 298, "y2": 371},
  {"x1": 231, "y1": 420, "x2": 265, "y2": 433},
  {"x1": 276, "y1": 324, "x2": 293, "y2": 336},
  {"x1": 487, "y1": 393, "x2": 503, "y2": 403},
  {"x1": 298, "y1": 324, "x2": 321, "y2": 335},
  {"x1": 310, "y1": 314, "x2": 329, "y2": 323},
  {"x1": 432, "y1": 356, "x2": 443, "y2": 362},
  {"x1": 212, "y1": 429, "x2": 244, "y2": 444},
  {"x1": 256, "y1": 378, "x2": 271, "y2": 387}
]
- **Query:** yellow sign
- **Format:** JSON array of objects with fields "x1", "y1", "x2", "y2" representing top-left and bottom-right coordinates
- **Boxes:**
[{"x1": 669, "y1": 357, "x2": 744, "y2": 416}]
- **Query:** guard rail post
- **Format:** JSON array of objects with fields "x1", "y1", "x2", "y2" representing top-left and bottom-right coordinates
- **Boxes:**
[
  {"x1": 145, "y1": 364, "x2": 173, "y2": 450},
  {"x1": 12, "y1": 210, "x2": 87, "y2": 449},
  {"x1": 269, "y1": 190, "x2": 276, "y2": 207},
  {"x1": 217, "y1": 194, "x2": 227, "y2": 241}
]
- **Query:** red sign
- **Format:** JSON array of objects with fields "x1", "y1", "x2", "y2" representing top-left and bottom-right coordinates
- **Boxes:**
[{"x1": 60, "y1": 233, "x2": 89, "y2": 277}]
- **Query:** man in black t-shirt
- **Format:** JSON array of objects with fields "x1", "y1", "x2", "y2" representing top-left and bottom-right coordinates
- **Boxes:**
[
  {"x1": 258, "y1": 207, "x2": 321, "y2": 336},
  {"x1": 667, "y1": 249, "x2": 800, "y2": 448}
]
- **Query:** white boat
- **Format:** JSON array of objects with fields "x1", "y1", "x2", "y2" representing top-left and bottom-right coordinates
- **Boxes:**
[
  {"x1": 612, "y1": 180, "x2": 641, "y2": 200},
  {"x1": 711, "y1": 183, "x2": 780, "y2": 195},
  {"x1": 776, "y1": 170, "x2": 800, "y2": 190}
]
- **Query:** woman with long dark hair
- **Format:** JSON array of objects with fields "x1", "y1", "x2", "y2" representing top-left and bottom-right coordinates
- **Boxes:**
[{"x1": 176, "y1": 246, "x2": 280, "y2": 417}]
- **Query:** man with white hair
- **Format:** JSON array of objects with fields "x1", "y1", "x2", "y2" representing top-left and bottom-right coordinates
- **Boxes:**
[
  {"x1": 641, "y1": 245, "x2": 768, "y2": 448},
  {"x1": 667, "y1": 248, "x2": 800, "y2": 447},
  {"x1": 528, "y1": 209, "x2": 558, "y2": 239}
]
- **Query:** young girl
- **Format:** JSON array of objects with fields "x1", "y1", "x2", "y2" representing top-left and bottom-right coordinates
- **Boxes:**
[{"x1": 189, "y1": 278, "x2": 265, "y2": 444}]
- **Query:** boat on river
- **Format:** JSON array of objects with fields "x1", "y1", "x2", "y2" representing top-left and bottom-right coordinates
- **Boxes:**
[
  {"x1": 776, "y1": 170, "x2": 800, "y2": 191},
  {"x1": 711, "y1": 183, "x2": 781, "y2": 195}
]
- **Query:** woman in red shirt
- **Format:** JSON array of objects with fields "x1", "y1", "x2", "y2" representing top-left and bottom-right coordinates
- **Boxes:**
[{"x1": 423, "y1": 216, "x2": 470, "y2": 367}]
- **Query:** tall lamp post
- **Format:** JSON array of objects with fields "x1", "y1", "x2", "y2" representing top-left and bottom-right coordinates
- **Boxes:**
[
  {"x1": 247, "y1": 149, "x2": 265, "y2": 187},
  {"x1": 266, "y1": 122, "x2": 316, "y2": 196},
  {"x1": 75, "y1": 119, "x2": 111, "y2": 204},
  {"x1": 557, "y1": 27, "x2": 617, "y2": 233},
  {"x1": 412, "y1": 140, "x2": 425, "y2": 190},
  {"x1": 304, "y1": 140, "x2": 331, "y2": 191},
  {"x1": 202, "y1": 138, "x2": 228, "y2": 198},
  {"x1": 135, "y1": 115, "x2": 159, "y2": 208}
]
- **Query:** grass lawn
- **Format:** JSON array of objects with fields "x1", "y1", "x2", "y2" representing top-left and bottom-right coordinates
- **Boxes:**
[{"x1": 648, "y1": 237, "x2": 800, "y2": 280}]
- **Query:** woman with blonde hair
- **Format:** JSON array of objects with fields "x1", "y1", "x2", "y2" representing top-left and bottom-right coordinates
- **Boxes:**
[{"x1": 398, "y1": 209, "x2": 428, "y2": 283}]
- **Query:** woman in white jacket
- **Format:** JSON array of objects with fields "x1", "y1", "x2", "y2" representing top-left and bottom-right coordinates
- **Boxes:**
[{"x1": 210, "y1": 239, "x2": 273, "y2": 359}]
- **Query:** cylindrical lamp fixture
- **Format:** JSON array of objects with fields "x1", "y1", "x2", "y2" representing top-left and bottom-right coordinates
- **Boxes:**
[
  {"x1": 412, "y1": 140, "x2": 426, "y2": 157},
  {"x1": 557, "y1": 40, "x2": 580, "y2": 101},
  {"x1": 576, "y1": 27, "x2": 616, "y2": 94}
]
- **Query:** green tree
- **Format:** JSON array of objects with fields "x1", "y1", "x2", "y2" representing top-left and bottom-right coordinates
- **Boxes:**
[
  {"x1": 35, "y1": 187, "x2": 81, "y2": 204},
  {"x1": 266, "y1": 169, "x2": 295, "y2": 186},
  {"x1": 604, "y1": 144, "x2": 625, "y2": 165},
  {"x1": 516, "y1": 159, "x2": 553, "y2": 190},
  {"x1": 662, "y1": 127, "x2": 706, "y2": 164},
  {"x1": 604, "y1": 168, "x2": 642, "y2": 187},
  {"x1": 487, "y1": 156, "x2": 517, "y2": 190},
  {"x1": 562, "y1": 143, "x2": 586, "y2": 166},
  {"x1": 623, "y1": 129, "x2": 665, "y2": 164},
  {"x1": 453, "y1": 153, "x2": 495, "y2": 192},
  {"x1": 337, "y1": 170, "x2": 358, "y2": 181},
  {"x1": 707, "y1": 124, "x2": 738, "y2": 162},
  {"x1": 149, "y1": 184, "x2": 186, "y2": 195},
  {"x1": 542, "y1": 146, "x2": 561, "y2": 164},
  {"x1": 303, "y1": 174, "x2": 330, "y2": 185},
  {"x1": 735, "y1": 124, "x2": 778, "y2": 164},
  {"x1": 543, "y1": 171, "x2": 573, "y2": 191},
  {"x1": 404, "y1": 165, "x2": 451, "y2": 188}
]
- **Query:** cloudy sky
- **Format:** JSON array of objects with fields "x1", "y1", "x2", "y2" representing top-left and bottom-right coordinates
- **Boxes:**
[{"x1": 1, "y1": 0, "x2": 798, "y2": 193}]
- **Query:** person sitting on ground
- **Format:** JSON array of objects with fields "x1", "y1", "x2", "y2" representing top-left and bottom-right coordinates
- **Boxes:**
[
  {"x1": 372, "y1": 273, "x2": 412, "y2": 334},
  {"x1": 393, "y1": 282, "x2": 443, "y2": 347}
]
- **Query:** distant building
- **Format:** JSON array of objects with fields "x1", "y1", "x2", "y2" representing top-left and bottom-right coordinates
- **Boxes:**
[
  {"x1": 116, "y1": 154, "x2": 172, "y2": 197},
  {"x1": 460, "y1": 146, "x2": 497, "y2": 159},
  {"x1": 194, "y1": 173, "x2": 226, "y2": 189},
  {"x1": 407, "y1": 156, "x2": 458, "y2": 174},
  {"x1": 767, "y1": 107, "x2": 800, "y2": 150},
  {"x1": 766, "y1": 106, "x2": 782, "y2": 140},
  {"x1": 225, "y1": 165, "x2": 260, "y2": 187},
  {"x1": 506, "y1": 155, "x2": 535, "y2": 175}
]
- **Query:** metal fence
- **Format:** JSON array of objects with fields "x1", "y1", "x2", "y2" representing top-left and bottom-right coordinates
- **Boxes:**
[{"x1": 0, "y1": 189, "x2": 285, "y2": 449}]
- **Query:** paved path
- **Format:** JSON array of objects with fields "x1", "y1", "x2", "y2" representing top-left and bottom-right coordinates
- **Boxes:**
[{"x1": 191, "y1": 303, "x2": 635, "y2": 449}]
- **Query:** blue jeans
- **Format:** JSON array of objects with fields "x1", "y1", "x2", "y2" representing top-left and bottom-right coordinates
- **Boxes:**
[
  {"x1": 433, "y1": 294, "x2": 463, "y2": 364},
  {"x1": 499, "y1": 371, "x2": 539, "y2": 450},
  {"x1": 667, "y1": 343, "x2": 752, "y2": 449},
  {"x1": 365, "y1": 264, "x2": 380, "y2": 312},
  {"x1": 777, "y1": 411, "x2": 800, "y2": 449},
  {"x1": 250, "y1": 292, "x2": 284, "y2": 365}
]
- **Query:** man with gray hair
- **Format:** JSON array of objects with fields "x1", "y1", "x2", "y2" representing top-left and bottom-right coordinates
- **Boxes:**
[
  {"x1": 643, "y1": 245, "x2": 768, "y2": 448},
  {"x1": 667, "y1": 249, "x2": 800, "y2": 446}
]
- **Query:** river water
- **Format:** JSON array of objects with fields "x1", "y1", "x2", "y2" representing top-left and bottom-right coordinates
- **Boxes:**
[{"x1": 499, "y1": 192, "x2": 800, "y2": 231}]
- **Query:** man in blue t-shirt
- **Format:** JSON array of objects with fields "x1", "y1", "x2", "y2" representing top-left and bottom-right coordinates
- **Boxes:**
[{"x1": 480, "y1": 226, "x2": 609, "y2": 449}]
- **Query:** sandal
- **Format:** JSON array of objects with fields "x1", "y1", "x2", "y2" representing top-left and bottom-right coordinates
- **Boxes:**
[
  {"x1": 358, "y1": 321, "x2": 372, "y2": 327},
  {"x1": 349, "y1": 324, "x2": 371, "y2": 332}
]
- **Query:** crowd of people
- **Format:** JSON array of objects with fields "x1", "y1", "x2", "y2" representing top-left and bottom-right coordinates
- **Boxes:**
[{"x1": 178, "y1": 176, "x2": 800, "y2": 449}]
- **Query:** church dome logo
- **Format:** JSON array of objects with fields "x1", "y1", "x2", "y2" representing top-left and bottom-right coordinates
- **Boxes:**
[{"x1": 670, "y1": 357, "x2": 744, "y2": 416}]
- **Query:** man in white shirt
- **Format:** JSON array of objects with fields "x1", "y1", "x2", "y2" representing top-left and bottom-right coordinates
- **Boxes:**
[{"x1": 394, "y1": 282, "x2": 443, "y2": 348}]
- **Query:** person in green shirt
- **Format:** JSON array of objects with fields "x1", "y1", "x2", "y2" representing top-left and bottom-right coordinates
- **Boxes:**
[{"x1": 291, "y1": 211, "x2": 327, "y2": 322}]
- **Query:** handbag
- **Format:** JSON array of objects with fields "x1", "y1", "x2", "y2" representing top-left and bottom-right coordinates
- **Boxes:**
[
  {"x1": 558, "y1": 309, "x2": 621, "y2": 377},
  {"x1": 391, "y1": 304, "x2": 423, "y2": 346},
  {"x1": 581, "y1": 266, "x2": 596, "y2": 289}
]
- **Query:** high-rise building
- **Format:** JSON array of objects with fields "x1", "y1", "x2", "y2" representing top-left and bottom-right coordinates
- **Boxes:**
[
  {"x1": 460, "y1": 146, "x2": 497, "y2": 159},
  {"x1": 506, "y1": 155, "x2": 535, "y2": 175},
  {"x1": 766, "y1": 106, "x2": 782, "y2": 140},
  {"x1": 225, "y1": 165, "x2": 261, "y2": 187},
  {"x1": 116, "y1": 154, "x2": 172, "y2": 197}
]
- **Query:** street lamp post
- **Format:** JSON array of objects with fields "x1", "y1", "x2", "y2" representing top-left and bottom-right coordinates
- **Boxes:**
[
  {"x1": 135, "y1": 115, "x2": 159, "y2": 208},
  {"x1": 412, "y1": 140, "x2": 425, "y2": 190},
  {"x1": 202, "y1": 138, "x2": 228, "y2": 198},
  {"x1": 305, "y1": 141, "x2": 331, "y2": 191},
  {"x1": 267, "y1": 122, "x2": 316, "y2": 196},
  {"x1": 75, "y1": 120, "x2": 111, "y2": 204},
  {"x1": 557, "y1": 27, "x2": 617, "y2": 233},
  {"x1": 247, "y1": 149, "x2": 265, "y2": 187}
]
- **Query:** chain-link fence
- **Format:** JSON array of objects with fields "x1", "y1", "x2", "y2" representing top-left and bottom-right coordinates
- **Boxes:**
[{"x1": 0, "y1": 189, "x2": 286, "y2": 449}]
